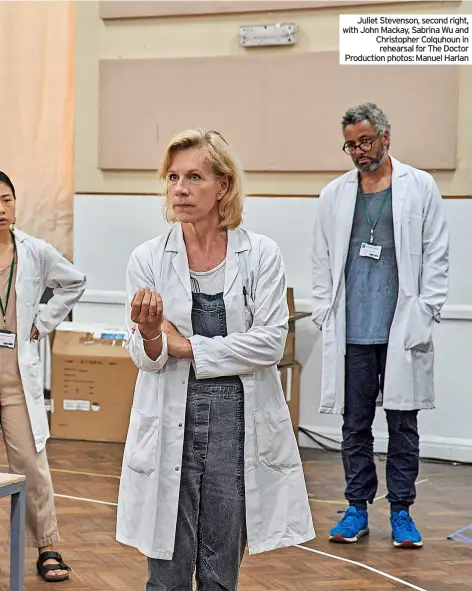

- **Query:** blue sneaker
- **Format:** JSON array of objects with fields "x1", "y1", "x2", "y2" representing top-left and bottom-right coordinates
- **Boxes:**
[
  {"x1": 329, "y1": 506, "x2": 369, "y2": 543},
  {"x1": 391, "y1": 511, "x2": 423, "y2": 548}
]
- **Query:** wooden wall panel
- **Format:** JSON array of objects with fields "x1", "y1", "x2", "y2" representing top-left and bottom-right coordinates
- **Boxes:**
[
  {"x1": 98, "y1": 52, "x2": 458, "y2": 172},
  {"x1": 99, "y1": 0, "x2": 432, "y2": 20}
]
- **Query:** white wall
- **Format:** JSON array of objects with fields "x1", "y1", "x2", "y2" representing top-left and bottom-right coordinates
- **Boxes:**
[{"x1": 74, "y1": 194, "x2": 472, "y2": 462}]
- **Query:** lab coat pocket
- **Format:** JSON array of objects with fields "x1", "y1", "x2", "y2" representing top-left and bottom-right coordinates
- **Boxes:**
[
  {"x1": 321, "y1": 309, "x2": 333, "y2": 332},
  {"x1": 126, "y1": 407, "x2": 160, "y2": 477},
  {"x1": 404, "y1": 215, "x2": 423, "y2": 256},
  {"x1": 404, "y1": 298, "x2": 434, "y2": 351},
  {"x1": 254, "y1": 406, "x2": 301, "y2": 473},
  {"x1": 23, "y1": 276, "x2": 41, "y2": 307},
  {"x1": 313, "y1": 302, "x2": 330, "y2": 331},
  {"x1": 320, "y1": 317, "x2": 338, "y2": 401},
  {"x1": 26, "y1": 340, "x2": 44, "y2": 399}
]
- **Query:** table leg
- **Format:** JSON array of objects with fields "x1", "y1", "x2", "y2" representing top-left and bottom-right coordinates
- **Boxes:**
[{"x1": 10, "y1": 482, "x2": 26, "y2": 591}]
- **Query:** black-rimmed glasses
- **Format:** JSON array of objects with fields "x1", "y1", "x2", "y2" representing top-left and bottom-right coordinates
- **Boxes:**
[{"x1": 342, "y1": 131, "x2": 381, "y2": 155}]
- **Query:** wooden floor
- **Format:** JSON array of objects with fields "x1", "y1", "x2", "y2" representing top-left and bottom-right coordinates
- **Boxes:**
[{"x1": 0, "y1": 440, "x2": 471, "y2": 591}]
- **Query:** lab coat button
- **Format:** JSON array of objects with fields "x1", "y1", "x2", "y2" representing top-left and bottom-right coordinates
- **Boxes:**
[
  {"x1": 178, "y1": 423, "x2": 183, "y2": 427},
  {"x1": 175, "y1": 467, "x2": 180, "y2": 472}
]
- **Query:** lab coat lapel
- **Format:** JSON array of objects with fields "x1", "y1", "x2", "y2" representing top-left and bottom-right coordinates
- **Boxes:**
[
  {"x1": 224, "y1": 230, "x2": 240, "y2": 297},
  {"x1": 332, "y1": 169, "x2": 357, "y2": 301},
  {"x1": 13, "y1": 228, "x2": 27, "y2": 287},
  {"x1": 168, "y1": 225, "x2": 192, "y2": 299},
  {"x1": 390, "y1": 156, "x2": 408, "y2": 261},
  {"x1": 224, "y1": 228, "x2": 251, "y2": 297}
]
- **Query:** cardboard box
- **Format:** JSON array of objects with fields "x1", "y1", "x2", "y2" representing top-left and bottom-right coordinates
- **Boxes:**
[{"x1": 50, "y1": 327, "x2": 138, "y2": 443}]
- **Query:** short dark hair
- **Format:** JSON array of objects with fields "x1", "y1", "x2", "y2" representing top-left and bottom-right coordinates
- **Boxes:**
[
  {"x1": 341, "y1": 102, "x2": 391, "y2": 136},
  {"x1": 0, "y1": 171, "x2": 16, "y2": 199}
]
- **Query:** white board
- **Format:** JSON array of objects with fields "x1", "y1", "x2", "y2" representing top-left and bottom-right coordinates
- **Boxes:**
[{"x1": 73, "y1": 194, "x2": 317, "y2": 301}]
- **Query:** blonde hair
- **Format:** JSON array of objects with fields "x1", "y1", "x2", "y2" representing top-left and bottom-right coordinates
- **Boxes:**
[{"x1": 159, "y1": 128, "x2": 245, "y2": 229}]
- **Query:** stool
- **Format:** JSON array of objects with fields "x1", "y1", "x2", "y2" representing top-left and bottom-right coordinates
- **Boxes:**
[{"x1": 0, "y1": 473, "x2": 26, "y2": 591}]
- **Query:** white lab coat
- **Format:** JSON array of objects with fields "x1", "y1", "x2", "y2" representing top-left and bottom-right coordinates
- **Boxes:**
[
  {"x1": 12, "y1": 228, "x2": 86, "y2": 452},
  {"x1": 311, "y1": 156, "x2": 449, "y2": 414},
  {"x1": 116, "y1": 223, "x2": 315, "y2": 560}
]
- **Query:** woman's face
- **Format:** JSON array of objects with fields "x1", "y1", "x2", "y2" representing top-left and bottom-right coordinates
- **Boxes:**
[
  {"x1": 0, "y1": 182, "x2": 15, "y2": 229},
  {"x1": 167, "y1": 147, "x2": 228, "y2": 225}
]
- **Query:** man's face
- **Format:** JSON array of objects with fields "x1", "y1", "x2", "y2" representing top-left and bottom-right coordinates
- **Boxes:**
[{"x1": 342, "y1": 120, "x2": 389, "y2": 172}]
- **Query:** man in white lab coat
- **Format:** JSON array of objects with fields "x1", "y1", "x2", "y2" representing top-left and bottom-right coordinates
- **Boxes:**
[{"x1": 311, "y1": 103, "x2": 449, "y2": 548}]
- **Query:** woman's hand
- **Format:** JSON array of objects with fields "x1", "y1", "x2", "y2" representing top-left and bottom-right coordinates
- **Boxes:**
[
  {"x1": 30, "y1": 325, "x2": 39, "y2": 341},
  {"x1": 131, "y1": 288, "x2": 163, "y2": 341},
  {"x1": 161, "y1": 320, "x2": 193, "y2": 359}
]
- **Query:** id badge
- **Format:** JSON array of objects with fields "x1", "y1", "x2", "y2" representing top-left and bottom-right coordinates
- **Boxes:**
[
  {"x1": 359, "y1": 242, "x2": 382, "y2": 260},
  {"x1": 0, "y1": 330, "x2": 16, "y2": 349}
]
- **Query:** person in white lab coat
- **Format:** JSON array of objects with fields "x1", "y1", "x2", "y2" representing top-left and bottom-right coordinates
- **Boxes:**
[
  {"x1": 0, "y1": 171, "x2": 86, "y2": 581},
  {"x1": 116, "y1": 129, "x2": 315, "y2": 590},
  {"x1": 311, "y1": 103, "x2": 449, "y2": 549}
]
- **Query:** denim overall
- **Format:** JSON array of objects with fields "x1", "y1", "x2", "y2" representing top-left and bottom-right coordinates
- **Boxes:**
[{"x1": 147, "y1": 290, "x2": 247, "y2": 591}]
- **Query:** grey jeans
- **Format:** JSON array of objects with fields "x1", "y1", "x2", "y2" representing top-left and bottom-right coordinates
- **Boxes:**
[{"x1": 147, "y1": 381, "x2": 247, "y2": 591}]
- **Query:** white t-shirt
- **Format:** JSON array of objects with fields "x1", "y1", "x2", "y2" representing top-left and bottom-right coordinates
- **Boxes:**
[{"x1": 189, "y1": 259, "x2": 226, "y2": 295}]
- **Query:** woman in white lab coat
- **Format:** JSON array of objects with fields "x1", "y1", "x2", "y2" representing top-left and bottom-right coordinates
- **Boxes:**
[
  {"x1": 116, "y1": 129, "x2": 315, "y2": 590},
  {"x1": 0, "y1": 171, "x2": 86, "y2": 582}
]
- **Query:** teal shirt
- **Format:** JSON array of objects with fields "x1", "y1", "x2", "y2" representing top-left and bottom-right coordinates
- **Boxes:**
[{"x1": 345, "y1": 185, "x2": 399, "y2": 345}]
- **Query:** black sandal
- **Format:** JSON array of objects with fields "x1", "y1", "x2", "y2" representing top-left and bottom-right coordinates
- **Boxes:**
[{"x1": 36, "y1": 551, "x2": 71, "y2": 583}]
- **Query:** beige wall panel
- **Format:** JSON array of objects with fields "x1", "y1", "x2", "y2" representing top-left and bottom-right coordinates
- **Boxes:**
[
  {"x1": 99, "y1": 0, "x2": 431, "y2": 20},
  {"x1": 77, "y1": 0, "x2": 471, "y2": 195},
  {"x1": 98, "y1": 52, "x2": 458, "y2": 173}
]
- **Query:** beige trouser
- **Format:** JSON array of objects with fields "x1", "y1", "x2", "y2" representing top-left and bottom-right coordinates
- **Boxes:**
[{"x1": 0, "y1": 345, "x2": 59, "y2": 548}]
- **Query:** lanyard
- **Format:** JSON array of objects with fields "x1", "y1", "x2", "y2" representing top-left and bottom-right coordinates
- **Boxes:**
[
  {"x1": 358, "y1": 179, "x2": 390, "y2": 244},
  {"x1": 0, "y1": 232, "x2": 17, "y2": 330}
]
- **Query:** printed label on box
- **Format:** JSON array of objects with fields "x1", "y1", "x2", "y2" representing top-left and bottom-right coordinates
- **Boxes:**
[
  {"x1": 63, "y1": 399, "x2": 91, "y2": 411},
  {"x1": 93, "y1": 332, "x2": 126, "y2": 340}
]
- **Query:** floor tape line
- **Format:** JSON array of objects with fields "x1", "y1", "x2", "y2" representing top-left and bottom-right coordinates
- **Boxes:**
[
  {"x1": 0, "y1": 464, "x2": 120, "y2": 480},
  {"x1": 447, "y1": 524, "x2": 472, "y2": 543},
  {"x1": 54, "y1": 493, "x2": 118, "y2": 507},
  {"x1": 295, "y1": 544, "x2": 429, "y2": 591},
  {"x1": 50, "y1": 468, "x2": 120, "y2": 479}
]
